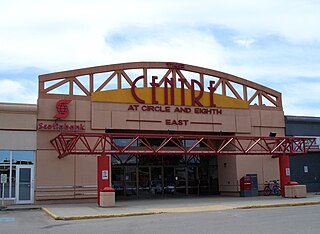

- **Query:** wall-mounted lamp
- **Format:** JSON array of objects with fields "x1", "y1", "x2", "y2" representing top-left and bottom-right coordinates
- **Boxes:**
[
  {"x1": 105, "y1": 128, "x2": 113, "y2": 133},
  {"x1": 269, "y1": 132, "x2": 277, "y2": 137}
]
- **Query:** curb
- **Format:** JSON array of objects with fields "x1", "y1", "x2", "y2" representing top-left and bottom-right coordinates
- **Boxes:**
[
  {"x1": 39, "y1": 201, "x2": 320, "y2": 220},
  {"x1": 41, "y1": 207, "x2": 60, "y2": 220},
  {"x1": 41, "y1": 207, "x2": 163, "y2": 221},
  {"x1": 236, "y1": 201, "x2": 320, "y2": 209}
]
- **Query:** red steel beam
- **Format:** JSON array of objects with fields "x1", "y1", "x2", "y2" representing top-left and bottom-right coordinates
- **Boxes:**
[{"x1": 50, "y1": 132, "x2": 317, "y2": 159}]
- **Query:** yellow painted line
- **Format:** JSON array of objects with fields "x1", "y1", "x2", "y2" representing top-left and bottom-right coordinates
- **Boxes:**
[
  {"x1": 149, "y1": 205, "x2": 235, "y2": 213},
  {"x1": 41, "y1": 207, "x2": 163, "y2": 221},
  {"x1": 237, "y1": 201, "x2": 320, "y2": 209},
  {"x1": 41, "y1": 207, "x2": 61, "y2": 220},
  {"x1": 61, "y1": 212, "x2": 163, "y2": 221},
  {"x1": 41, "y1": 201, "x2": 320, "y2": 220}
]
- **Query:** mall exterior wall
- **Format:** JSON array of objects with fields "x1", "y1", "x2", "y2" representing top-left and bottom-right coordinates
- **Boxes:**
[
  {"x1": 0, "y1": 103, "x2": 37, "y2": 150},
  {"x1": 34, "y1": 62, "x2": 286, "y2": 202},
  {"x1": 0, "y1": 103, "x2": 37, "y2": 204},
  {"x1": 285, "y1": 116, "x2": 320, "y2": 192},
  {"x1": 36, "y1": 99, "x2": 97, "y2": 202}
]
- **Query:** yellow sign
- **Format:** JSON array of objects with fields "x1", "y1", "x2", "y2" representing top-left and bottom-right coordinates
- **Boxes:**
[{"x1": 92, "y1": 87, "x2": 248, "y2": 109}]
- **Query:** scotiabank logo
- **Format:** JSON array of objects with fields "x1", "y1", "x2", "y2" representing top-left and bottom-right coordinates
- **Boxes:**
[
  {"x1": 38, "y1": 122, "x2": 85, "y2": 131},
  {"x1": 54, "y1": 100, "x2": 71, "y2": 119}
]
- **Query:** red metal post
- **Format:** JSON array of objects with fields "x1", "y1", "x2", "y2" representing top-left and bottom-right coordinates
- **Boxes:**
[
  {"x1": 97, "y1": 152, "x2": 110, "y2": 205},
  {"x1": 279, "y1": 154, "x2": 290, "y2": 196}
]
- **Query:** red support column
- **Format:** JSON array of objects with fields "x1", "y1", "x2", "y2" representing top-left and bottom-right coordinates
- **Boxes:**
[
  {"x1": 279, "y1": 154, "x2": 290, "y2": 197},
  {"x1": 97, "y1": 152, "x2": 110, "y2": 205}
]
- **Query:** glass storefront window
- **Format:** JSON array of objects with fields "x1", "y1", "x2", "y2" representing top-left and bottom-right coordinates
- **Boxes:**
[
  {"x1": 124, "y1": 167, "x2": 137, "y2": 196},
  {"x1": 183, "y1": 140, "x2": 198, "y2": 147},
  {"x1": 0, "y1": 150, "x2": 11, "y2": 198},
  {"x1": 163, "y1": 156, "x2": 185, "y2": 166},
  {"x1": 12, "y1": 151, "x2": 34, "y2": 165},
  {"x1": 0, "y1": 150, "x2": 35, "y2": 199},
  {"x1": 0, "y1": 150, "x2": 10, "y2": 163},
  {"x1": 113, "y1": 138, "x2": 138, "y2": 147},
  {"x1": 186, "y1": 155, "x2": 200, "y2": 165},
  {"x1": 112, "y1": 167, "x2": 124, "y2": 196},
  {"x1": 112, "y1": 154, "x2": 137, "y2": 165},
  {"x1": 112, "y1": 159, "x2": 215, "y2": 198},
  {"x1": 138, "y1": 155, "x2": 162, "y2": 166}
]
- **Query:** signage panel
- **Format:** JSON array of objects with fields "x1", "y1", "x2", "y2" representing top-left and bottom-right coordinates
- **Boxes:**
[
  {"x1": 294, "y1": 136, "x2": 320, "y2": 152},
  {"x1": 1, "y1": 174, "x2": 7, "y2": 184}
]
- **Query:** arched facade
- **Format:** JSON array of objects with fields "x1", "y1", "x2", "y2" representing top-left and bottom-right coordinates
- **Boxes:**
[{"x1": 36, "y1": 62, "x2": 285, "y2": 201}]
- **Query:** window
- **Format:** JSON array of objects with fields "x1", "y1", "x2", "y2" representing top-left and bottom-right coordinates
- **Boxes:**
[{"x1": 0, "y1": 150, "x2": 35, "y2": 199}]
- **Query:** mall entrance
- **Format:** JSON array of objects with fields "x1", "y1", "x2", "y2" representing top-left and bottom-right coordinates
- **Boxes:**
[{"x1": 111, "y1": 155, "x2": 219, "y2": 199}]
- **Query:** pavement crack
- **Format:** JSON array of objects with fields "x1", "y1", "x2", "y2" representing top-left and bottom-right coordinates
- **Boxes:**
[{"x1": 41, "y1": 223, "x2": 71, "y2": 229}]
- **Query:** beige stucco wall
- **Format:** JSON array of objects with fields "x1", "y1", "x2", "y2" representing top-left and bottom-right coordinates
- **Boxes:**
[
  {"x1": 36, "y1": 97, "x2": 285, "y2": 201},
  {"x1": 91, "y1": 102, "x2": 255, "y2": 133},
  {"x1": 0, "y1": 103, "x2": 37, "y2": 130},
  {"x1": 89, "y1": 102, "x2": 284, "y2": 195},
  {"x1": 232, "y1": 109, "x2": 284, "y2": 193},
  {"x1": 0, "y1": 131, "x2": 36, "y2": 150},
  {"x1": 0, "y1": 103, "x2": 37, "y2": 150},
  {"x1": 36, "y1": 99, "x2": 97, "y2": 201},
  {"x1": 36, "y1": 150, "x2": 97, "y2": 200}
]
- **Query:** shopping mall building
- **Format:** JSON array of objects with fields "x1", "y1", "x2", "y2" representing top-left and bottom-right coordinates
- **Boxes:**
[{"x1": 0, "y1": 62, "x2": 319, "y2": 204}]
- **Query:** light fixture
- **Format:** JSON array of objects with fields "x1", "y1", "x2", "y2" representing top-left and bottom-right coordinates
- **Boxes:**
[
  {"x1": 269, "y1": 132, "x2": 277, "y2": 137},
  {"x1": 105, "y1": 128, "x2": 113, "y2": 133}
]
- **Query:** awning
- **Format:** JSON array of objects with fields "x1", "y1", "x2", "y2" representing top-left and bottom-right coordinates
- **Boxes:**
[{"x1": 50, "y1": 132, "x2": 316, "y2": 159}]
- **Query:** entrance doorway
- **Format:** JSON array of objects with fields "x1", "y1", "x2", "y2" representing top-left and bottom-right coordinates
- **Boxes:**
[
  {"x1": 138, "y1": 166, "x2": 163, "y2": 197},
  {"x1": 112, "y1": 155, "x2": 219, "y2": 199},
  {"x1": 15, "y1": 165, "x2": 34, "y2": 204}
]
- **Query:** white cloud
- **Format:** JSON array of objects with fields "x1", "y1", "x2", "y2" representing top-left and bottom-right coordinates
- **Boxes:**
[
  {"x1": 103, "y1": 28, "x2": 228, "y2": 69},
  {"x1": 1, "y1": 0, "x2": 320, "y2": 71},
  {"x1": 0, "y1": 79, "x2": 37, "y2": 103},
  {"x1": 0, "y1": 0, "x2": 319, "y2": 117},
  {"x1": 233, "y1": 38, "x2": 255, "y2": 48}
]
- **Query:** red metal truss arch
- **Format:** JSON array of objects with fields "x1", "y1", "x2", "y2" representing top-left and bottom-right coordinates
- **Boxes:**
[{"x1": 50, "y1": 132, "x2": 316, "y2": 159}]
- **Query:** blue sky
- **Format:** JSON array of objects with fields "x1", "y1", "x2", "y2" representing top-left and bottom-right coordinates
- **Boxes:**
[{"x1": 0, "y1": 0, "x2": 319, "y2": 116}]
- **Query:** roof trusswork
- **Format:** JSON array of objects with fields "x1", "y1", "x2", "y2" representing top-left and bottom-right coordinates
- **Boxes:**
[
  {"x1": 50, "y1": 132, "x2": 316, "y2": 159},
  {"x1": 39, "y1": 62, "x2": 282, "y2": 109}
]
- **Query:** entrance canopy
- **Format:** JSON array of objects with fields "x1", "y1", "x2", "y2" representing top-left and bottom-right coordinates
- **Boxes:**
[{"x1": 50, "y1": 132, "x2": 316, "y2": 158}]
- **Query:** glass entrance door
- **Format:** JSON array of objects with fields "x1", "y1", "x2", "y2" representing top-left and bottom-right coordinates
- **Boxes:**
[
  {"x1": 138, "y1": 167, "x2": 150, "y2": 196},
  {"x1": 15, "y1": 165, "x2": 34, "y2": 204},
  {"x1": 174, "y1": 167, "x2": 186, "y2": 195},
  {"x1": 137, "y1": 166, "x2": 163, "y2": 197},
  {"x1": 164, "y1": 167, "x2": 175, "y2": 195},
  {"x1": 150, "y1": 167, "x2": 162, "y2": 195}
]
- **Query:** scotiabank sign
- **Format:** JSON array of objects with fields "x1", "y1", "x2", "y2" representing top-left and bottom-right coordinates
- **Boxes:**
[
  {"x1": 38, "y1": 99, "x2": 85, "y2": 131},
  {"x1": 38, "y1": 122, "x2": 85, "y2": 131},
  {"x1": 54, "y1": 100, "x2": 71, "y2": 119}
]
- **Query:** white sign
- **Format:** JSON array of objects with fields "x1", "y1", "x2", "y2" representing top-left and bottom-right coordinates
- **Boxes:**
[
  {"x1": 102, "y1": 170, "x2": 108, "y2": 180},
  {"x1": 1, "y1": 174, "x2": 7, "y2": 184},
  {"x1": 286, "y1": 168, "x2": 291, "y2": 176},
  {"x1": 295, "y1": 136, "x2": 320, "y2": 151},
  {"x1": 304, "y1": 166, "x2": 309, "y2": 173}
]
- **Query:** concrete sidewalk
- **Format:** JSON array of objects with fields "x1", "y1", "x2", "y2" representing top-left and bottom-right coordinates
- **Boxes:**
[{"x1": 4, "y1": 193, "x2": 320, "y2": 220}]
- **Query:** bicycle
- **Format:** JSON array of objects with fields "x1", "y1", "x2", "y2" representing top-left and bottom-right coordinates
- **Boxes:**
[{"x1": 264, "y1": 180, "x2": 281, "y2": 196}]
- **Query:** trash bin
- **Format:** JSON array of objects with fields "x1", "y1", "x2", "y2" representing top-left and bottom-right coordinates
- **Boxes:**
[
  {"x1": 240, "y1": 176, "x2": 252, "y2": 197},
  {"x1": 246, "y1": 174, "x2": 258, "y2": 196},
  {"x1": 99, "y1": 187, "x2": 115, "y2": 207}
]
